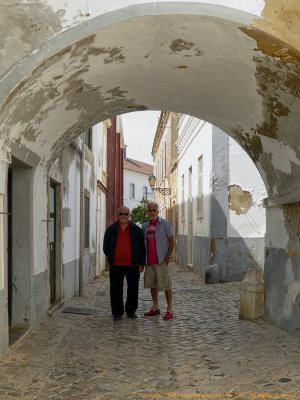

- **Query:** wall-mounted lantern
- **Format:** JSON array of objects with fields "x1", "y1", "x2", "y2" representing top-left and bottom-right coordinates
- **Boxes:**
[{"x1": 148, "y1": 174, "x2": 171, "y2": 195}]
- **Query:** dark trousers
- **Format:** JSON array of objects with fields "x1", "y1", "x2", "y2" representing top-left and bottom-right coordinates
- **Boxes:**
[{"x1": 109, "y1": 265, "x2": 140, "y2": 316}]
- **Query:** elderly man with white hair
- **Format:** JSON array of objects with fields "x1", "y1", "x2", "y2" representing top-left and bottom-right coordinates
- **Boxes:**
[{"x1": 103, "y1": 205, "x2": 146, "y2": 320}]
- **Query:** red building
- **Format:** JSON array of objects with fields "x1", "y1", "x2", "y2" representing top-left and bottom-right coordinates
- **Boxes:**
[{"x1": 106, "y1": 116, "x2": 124, "y2": 227}]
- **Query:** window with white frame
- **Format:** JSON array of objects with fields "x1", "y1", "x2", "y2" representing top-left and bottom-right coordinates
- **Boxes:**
[
  {"x1": 129, "y1": 183, "x2": 135, "y2": 199},
  {"x1": 181, "y1": 174, "x2": 185, "y2": 221},
  {"x1": 197, "y1": 156, "x2": 204, "y2": 218},
  {"x1": 143, "y1": 186, "x2": 148, "y2": 199}
]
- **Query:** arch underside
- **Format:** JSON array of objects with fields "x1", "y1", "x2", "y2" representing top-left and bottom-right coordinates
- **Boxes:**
[{"x1": 0, "y1": 10, "x2": 300, "y2": 201}]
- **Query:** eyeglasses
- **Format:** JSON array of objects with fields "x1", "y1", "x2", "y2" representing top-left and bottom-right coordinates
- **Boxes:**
[
  {"x1": 148, "y1": 209, "x2": 157, "y2": 212},
  {"x1": 119, "y1": 212, "x2": 129, "y2": 216}
]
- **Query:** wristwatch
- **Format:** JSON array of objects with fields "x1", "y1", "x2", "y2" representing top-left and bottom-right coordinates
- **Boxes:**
[{"x1": 167, "y1": 254, "x2": 172, "y2": 260}]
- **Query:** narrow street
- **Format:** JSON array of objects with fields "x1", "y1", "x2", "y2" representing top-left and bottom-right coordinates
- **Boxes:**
[{"x1": 0, "y1": 264, "x2": 299, "y2": 400}]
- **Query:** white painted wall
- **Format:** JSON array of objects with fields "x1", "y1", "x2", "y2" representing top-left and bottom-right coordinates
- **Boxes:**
[
  {"x1": 47, "y1": 122, "x2": 107, "y2": 275},
  {"x1": 33, "y1": 167, "x2": 49, "y2": 276},
  {"x1": 176, "y1": 116, "x2": 267, "y2": 240},
  {"x1": 62, "y1": 150, "x2": 80, "y2": 264},
  {"x1": 228, "y1": 138, "x2": 267, "y2": 238},
  {"x1": 176, "y1": 117, "x2": 212, "y2": 237},
  {"x1": 124, "y1": 168, "x2": 154, "y2": 211},
  {"x1": 92, "y1": 122, "x2": 107, "y2": 274}
]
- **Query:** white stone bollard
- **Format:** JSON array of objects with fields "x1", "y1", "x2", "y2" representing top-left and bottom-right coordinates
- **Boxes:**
[{"x1": 239, "y1": 268, "x2": 264, "y2": 320}]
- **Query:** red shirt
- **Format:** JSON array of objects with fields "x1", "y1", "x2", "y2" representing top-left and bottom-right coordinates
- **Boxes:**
[
  {"x1": 113, "y1": 224, "x2": 133, "y2": 266},
  {"x1": 146, "y1": 221, "x2": 159, "y2": 265}
]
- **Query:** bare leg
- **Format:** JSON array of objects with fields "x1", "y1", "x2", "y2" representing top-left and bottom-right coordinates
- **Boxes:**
[
  {"x1": 165, "y1": 289, "x2": 172, "y2": 313},
  {"x1": 151, "y1": 288, "x2": 159, "y2": 310}
]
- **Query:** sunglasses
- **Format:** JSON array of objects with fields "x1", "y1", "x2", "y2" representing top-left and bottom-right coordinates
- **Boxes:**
[
  {"x1": 119, "y1": 212, "x2": 129, "y2": 216},
  {"x1": 148, "y1": 209, "x2": 157, "y2": 212}
]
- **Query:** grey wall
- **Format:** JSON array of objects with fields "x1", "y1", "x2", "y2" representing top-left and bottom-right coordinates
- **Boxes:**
[
  {"x1": 83, "y1": 253, "x2": 96, "y2": 287},
  {"x1": 177, "y1": 235, "x2": 188, "y2": 267},
  {"x1": 227, "y1": 237, "x2": 265, "y2": 281},
  {"x1": 0, "y1": 289, "x2": 8, "y2": 357},
  {"x1": 63, "y1": 253, "x2": 96, "y2": 300},
  {"x1": 264, "y1": 248, "x2": 300, "y2": 336},
  {"x1": 192, "y1": 236, "x2": 210, "y2": 276},
  {"x1": 31, "y1": 271, "x2": 47, "y2": 329},
  {"x1": 210, "y1": 126, "x2": 229, "y2": 281},
  {"x1": 12, "y1": 167, "x2": 34, "y2": 327},
  {"x1": 63, "y1": 259, "x2": 79, "y2": 300}
]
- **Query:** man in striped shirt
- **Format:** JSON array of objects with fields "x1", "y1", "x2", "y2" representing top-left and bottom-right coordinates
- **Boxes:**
[{"x1": 142, "y1": 202, "x2": 175, "y2": 320}]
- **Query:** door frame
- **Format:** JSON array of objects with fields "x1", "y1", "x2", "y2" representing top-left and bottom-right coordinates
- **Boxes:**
[
  {"x1": 48, "y1": 179, "x2": 62, "y2": 307},
  {"x1": 188, "y1": 166, "x2": 193, "y2": 265}
]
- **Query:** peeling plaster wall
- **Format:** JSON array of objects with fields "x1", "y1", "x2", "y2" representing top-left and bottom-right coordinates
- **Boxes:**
[
  {"x1": 177, "y1": 119, "x2": 267, "y2": 280},
  {"x1": 1, "y1": 8, "x2": 299, "y2": 202},
  {"x1": 253, "y1": 0, "x2": 300, "y2": 53},
  {"x1": 0, "y1": 0, "x2": 266, "y2": 83},
  {"x1": 0, "y1": 0, "x2": 300, "y2": 346},
  {"x1": 228, "y1": 137, "x2": 267, "y2": 238}
]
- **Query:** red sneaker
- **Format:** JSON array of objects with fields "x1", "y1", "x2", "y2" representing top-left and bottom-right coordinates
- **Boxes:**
[
  {"x1": 163, "y1": 311, "x2": 173, "y2": 320},
  {"x1": 144, "y1": 308, "x2": 160, "y2": 316}
]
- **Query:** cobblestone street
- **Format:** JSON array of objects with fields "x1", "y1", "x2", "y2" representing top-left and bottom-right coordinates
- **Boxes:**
[{"x1": 0, "y1": 264, "x2": 299, "y2": 400}]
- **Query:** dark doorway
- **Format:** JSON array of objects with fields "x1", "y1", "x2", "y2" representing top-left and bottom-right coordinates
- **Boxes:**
[
  {"x1": 49, "y1": 181, "x2": 56, "y2": 304},
  {"x1": 7, "y1": 168, "x2": 12, "y2": 326}
]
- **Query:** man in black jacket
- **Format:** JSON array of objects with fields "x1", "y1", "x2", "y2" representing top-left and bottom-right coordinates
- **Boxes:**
[{"x1": 103, "y1": 206, "x2": 146, "y2": 320}]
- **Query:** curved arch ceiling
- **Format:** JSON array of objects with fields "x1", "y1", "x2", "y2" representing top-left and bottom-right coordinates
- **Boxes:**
[{"x1": 0, "y1": 4, "x2": 300, "y2": 201}]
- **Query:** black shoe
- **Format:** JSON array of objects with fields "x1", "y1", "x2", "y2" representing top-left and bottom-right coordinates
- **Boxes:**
[
  {"x1": 127, "y1": 313, "x2": 137, "y2": 318},
  {"x1": 113, "y1": 315, "x2": 123, "y2": 320}
]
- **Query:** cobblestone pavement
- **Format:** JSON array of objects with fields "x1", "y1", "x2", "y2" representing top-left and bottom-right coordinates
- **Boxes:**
[{"x1": 0, "y1": 264, "x2": 299, "y2": 400}]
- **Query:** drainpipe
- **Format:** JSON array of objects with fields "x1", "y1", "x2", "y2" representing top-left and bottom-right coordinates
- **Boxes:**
[{"x1": 79, "y1": 137, "x2": 85, "y2": 296}]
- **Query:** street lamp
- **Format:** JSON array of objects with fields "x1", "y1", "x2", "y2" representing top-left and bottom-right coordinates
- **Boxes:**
[{"x1": 148, "y1": 174, "x2": 171, "y2": 195}]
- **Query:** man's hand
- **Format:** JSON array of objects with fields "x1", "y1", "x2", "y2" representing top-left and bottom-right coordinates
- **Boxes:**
[
  {"x1": 139, "y1": 265, "x2": 144, "y2": 273},
  {"x1": 164, "y1": 256, "x2": 170, "y2": 265}
]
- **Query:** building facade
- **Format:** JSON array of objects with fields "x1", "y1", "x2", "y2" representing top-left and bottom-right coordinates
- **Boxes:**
[
  {"x1": 0, "y1": 119, "x2": 121, "y2": 357},
  {"x1": 175, "y1": 115, "x2": 267, "y2": 281},
  {"x1": 152, "y1": 112, "x2": 179, "y2": 262},
  {"x1": 106, "y1": 117, "x2": 124, "y2": 227},
  {"x1": 123, "y1": 158, "x2": 153, "y2": 211}
]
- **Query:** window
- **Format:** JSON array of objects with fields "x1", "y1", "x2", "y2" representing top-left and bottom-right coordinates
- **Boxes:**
[
  {"x1": 143, "y1": 186, "x2": 148, "y2": 199},
  {"x1": 197, "y1": 156, "x2": 204, "y2": 218},
  {"x1": 84, "y1": 195, "x2": 90, "y2": 248},
  {"x1": 129, "y1": 183, "x2": 135, "y2": 199},
  {"x1": 181, "y1": 174, "x2": 185, "y2": 221},
  {"x1": 85, "y1": 127, "x2": 92, "y2": 150}
]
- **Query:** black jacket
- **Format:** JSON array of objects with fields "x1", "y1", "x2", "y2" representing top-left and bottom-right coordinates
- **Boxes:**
[{"x1": 103, "y1": 221, "x2": 146, "y2": 266}]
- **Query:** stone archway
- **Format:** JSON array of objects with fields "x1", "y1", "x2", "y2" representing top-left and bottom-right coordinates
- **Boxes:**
[{"x1": 0, "y1": 2, "x2": 300, "y2": 355}]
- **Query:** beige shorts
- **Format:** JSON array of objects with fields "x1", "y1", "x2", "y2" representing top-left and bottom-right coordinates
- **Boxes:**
[{"x1": 144, "y1": 262, "x2": 172, "y2": 291}]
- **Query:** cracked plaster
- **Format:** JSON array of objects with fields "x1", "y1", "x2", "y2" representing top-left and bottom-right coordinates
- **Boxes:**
[{"x1": 0, "y1": 3, "x2": 299, "y2": 202}]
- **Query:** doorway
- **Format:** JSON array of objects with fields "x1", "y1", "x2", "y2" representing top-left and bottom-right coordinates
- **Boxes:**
[
  {"x1": 7, "y1": 168, "x2": 12, "y2": 327},
  {"x1": 7, "y1": 164, "x2": 31, "y2": 347},
  {"x1": 188, "y1": 167, "x2": 193, "y2": 265},
  {"x1": 49, "y1": 181, "x2": 56, "y2": 304}
]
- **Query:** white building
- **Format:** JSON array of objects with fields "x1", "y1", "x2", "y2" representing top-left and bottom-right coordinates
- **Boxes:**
[
  {"x1": 123, "y1": 158, "x2": 154, "y2": 211},
  {"x1": 3, "y1": 122, "x2": 107, "y2": 356},
  {"x1": 48, "y1": 123, "x2": 108, "y2": 301},
  {"x1": 175, "y1": 115, "x2": 267, "y2": 281}
]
